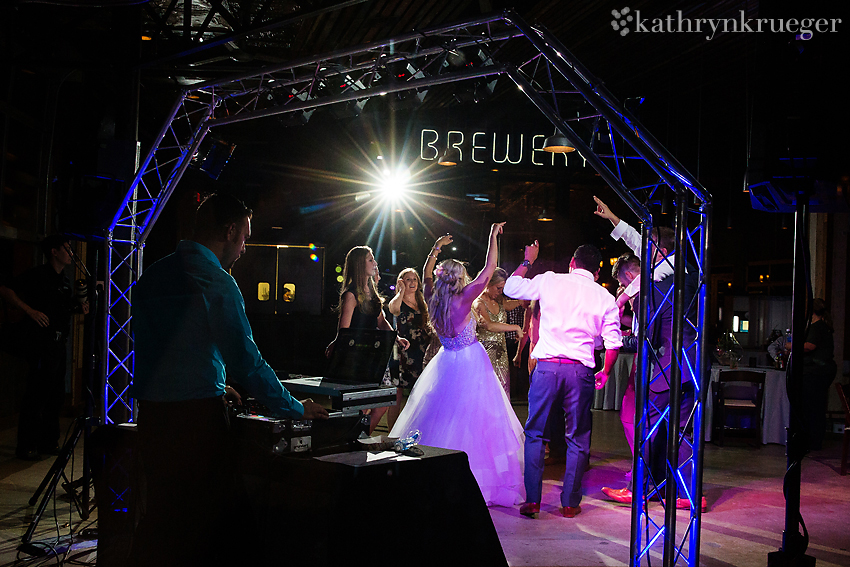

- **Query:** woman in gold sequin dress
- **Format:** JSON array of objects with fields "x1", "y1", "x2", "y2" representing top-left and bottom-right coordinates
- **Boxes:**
[{"x1": 474, "y1": 268, "x2": 524, "y2": 398}]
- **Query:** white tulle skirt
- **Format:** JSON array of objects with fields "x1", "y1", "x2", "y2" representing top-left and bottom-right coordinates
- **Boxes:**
[{"x1": 390, "y1": 341, "x2": 525, "y2": 507}]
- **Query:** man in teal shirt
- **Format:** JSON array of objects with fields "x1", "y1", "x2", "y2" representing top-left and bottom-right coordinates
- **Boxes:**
[{"x1": 131, "y1": 193, "x2": 327, "y2": 566}]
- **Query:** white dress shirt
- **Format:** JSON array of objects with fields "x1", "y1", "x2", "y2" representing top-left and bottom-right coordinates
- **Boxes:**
[
  {"x1": 504, "y1": 268, "x2": 622, "y2": 368},
  {"x1": 611, "y1": 220, "x2": 676, "y2": 313}
]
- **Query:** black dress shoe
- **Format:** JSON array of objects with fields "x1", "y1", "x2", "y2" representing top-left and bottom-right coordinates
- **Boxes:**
[{"x1": 16, "y1": 448, "x2": 40, "y2": 461}]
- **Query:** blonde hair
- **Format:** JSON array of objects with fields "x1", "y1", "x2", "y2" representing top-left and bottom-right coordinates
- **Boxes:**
[
  {"x1": 428, "y1": 259, "x2": 470, "y2": 337},
  {"x1": 397, "y1": 268, "x2": 430, "y2": 331},
  {"x1": 337, "y1": 246, "x2": 382, "y2": 314},
  {"x1": 484, "y1": 267, "x2": 510, "y2": 305}
]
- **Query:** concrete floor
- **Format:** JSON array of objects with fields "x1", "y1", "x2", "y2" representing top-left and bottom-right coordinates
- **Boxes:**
[{"x1": 0, "y1": 408, "x2": 848, "y2": 566}]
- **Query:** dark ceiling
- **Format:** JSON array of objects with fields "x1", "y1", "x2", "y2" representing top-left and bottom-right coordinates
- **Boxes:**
[{"x1": 2, "y1": 0, "x2": 847, "y2": 281}]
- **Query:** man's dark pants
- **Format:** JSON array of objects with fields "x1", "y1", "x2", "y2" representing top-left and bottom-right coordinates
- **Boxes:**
[
  {"x1": 524, "y1": 360, "x2": 595, "y2": 508},
  {"x1": 17, "y1": 337, "x2": 66, "y2": 453},
  {"x1": 134, "y1": 397, "x2": 240, "y2": 567}
]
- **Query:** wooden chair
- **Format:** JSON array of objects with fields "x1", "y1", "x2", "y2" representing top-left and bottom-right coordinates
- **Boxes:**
[
  {"x1": 836, "y1": 383, "x2": 850, "y2": 476},
  {"x1": 711, "y1": 370, "x2": 766, "y2": 447}
]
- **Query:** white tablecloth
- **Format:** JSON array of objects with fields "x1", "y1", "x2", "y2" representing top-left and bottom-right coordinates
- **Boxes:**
[
  {"x1": 704, "y1": 365, "x2": 790, "y2": 445},
  {"x1": 592, "y1": 353, "x2": 634, "y2": 410}
]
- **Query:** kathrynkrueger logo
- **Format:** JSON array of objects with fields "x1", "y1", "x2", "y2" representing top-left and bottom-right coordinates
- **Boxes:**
[
  {"x1": 611, "y1": 7, "x2": 634, "y2": 36},
  {"x1": 610, "y1": 7, "x2": 842, "y2": 41}
]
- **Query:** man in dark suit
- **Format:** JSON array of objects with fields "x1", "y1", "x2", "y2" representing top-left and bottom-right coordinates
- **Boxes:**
[{"x1": 594, "y1": 215, "x2": 704, "y2": 511}]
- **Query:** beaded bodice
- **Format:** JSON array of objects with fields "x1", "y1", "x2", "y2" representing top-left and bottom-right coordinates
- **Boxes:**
[{"x1": 439, "y1": 316, "x2": 478, "y2": 351}]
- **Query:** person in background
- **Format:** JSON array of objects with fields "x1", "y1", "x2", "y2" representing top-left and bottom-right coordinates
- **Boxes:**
[
  {"x1": 792, "y1": 298, "x2": 838, "y2": 451},
  {"x1": 601, "y1": 253, "x2": 641, "y2": 503},
  {"x1": 385, "y1": 267, "x2": 432, "y2": 429},
  {"x1": 505, "y1": 300, "x2": 527, "y2": 399},
  {"x1": 474, "y1": 267, "x2": 524, "y2": 398},
  {"x1": 1, "y1": 235, "x2": 89, "y2": 460}
]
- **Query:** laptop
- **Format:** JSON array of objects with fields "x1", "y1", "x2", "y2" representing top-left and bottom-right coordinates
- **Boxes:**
[
  {"x1": 325, "y1": 328, "x2": 396, "y2": 386},
  {"x1": 282, "y1": 328, "x2": 397, "y2": 395}
]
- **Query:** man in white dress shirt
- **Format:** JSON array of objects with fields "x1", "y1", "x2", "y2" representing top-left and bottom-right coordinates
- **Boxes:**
[{"x1": 505, "y1": 242, "x2": 622, "y2": 518}]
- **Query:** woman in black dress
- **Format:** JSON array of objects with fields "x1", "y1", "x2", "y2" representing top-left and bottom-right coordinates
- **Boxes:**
[{"x1": 326, "y1": 246, "x2": 408, "y2": 433}]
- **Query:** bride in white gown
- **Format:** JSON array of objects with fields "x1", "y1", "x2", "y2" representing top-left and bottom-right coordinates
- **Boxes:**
[{"x1": 389, "y1": 223, "x2": 525, "y2": 507}]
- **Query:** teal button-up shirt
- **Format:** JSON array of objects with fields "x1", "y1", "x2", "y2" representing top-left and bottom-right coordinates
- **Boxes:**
[{"x1": 130, "y1": 240, "x2": 304, "y2": 418}]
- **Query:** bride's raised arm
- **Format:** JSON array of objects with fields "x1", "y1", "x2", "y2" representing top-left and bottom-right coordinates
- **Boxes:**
[
  {"x1": 459, "y1": 222, "x2": 504, "y2": 308},
  {"x1": 423, "y1": 234, "x2": 452, "y2": 301}
]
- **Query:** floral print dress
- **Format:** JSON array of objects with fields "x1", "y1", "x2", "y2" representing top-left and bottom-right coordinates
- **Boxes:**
[{"x1": 394, "y1": 301, "x2": 431, "y2": 388}]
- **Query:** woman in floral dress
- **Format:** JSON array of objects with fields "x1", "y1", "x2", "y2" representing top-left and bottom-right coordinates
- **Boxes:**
[{"x1": 386, "y1": 268, "x2": 432, "y2": 427}]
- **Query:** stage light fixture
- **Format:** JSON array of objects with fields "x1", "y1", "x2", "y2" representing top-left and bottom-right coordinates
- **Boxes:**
[
  {"x1": 438, "y1": 147, "x2": 459, "y2": 166},
  {"x1": 538, "y1": 209, "x2": 553, "y2": 222},
  {"x1": 543, "y1": 131, "x2": 576, "y2": 153},
  {"x1": 380, "y1": 169, "x2": 410, "y2": 197}
]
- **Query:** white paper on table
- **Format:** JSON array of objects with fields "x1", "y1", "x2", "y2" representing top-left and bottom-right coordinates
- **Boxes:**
[
  {"x1": 393, "y1": 455, "x2": 421, "y2": 461},
  {"x1": 366, "y1": 451, "x2": 398, "y2": 462}
]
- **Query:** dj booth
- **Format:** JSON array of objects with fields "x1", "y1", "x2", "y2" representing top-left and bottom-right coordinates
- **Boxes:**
[
  {"x1": 92, "y1": 425, "x2": 507, "y2": 566},
  {"x1": 91, "y1": 330, "x2": 507, "y2": 566}
]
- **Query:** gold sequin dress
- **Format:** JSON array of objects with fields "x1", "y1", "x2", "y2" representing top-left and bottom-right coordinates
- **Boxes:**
[{"x1": 476, "y1": 301, "x2": 510, "y2": 397}]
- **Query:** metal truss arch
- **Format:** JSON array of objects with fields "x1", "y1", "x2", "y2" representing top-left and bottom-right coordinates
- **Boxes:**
[{"x1": 104, "y1": 11, "x2": 711, "y2": 567}]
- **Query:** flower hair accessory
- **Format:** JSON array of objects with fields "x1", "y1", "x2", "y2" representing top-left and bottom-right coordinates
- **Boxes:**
[{"x1": 434, "y1": 264, "x2": 457, "y2": 285}]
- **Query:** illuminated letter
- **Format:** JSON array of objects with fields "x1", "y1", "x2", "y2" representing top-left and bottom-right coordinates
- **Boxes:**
[
  {"x1": 420, "y1": 129, "x2": 439, "y2": 160},
  {"x1": 551, "y1": 148, "x2": 570, "y2": 166},
  {"x1": 471, "y1": 132, "x2": 487, "y2": 163},
  {"x1": 531, "y1": 135, "x2": 546, "y2": 166},
  {"x1": 447, "y1": 131, "x2": 464, "y2": 162},
  {"x1": 492, "y1": 133, "x2": 523, "y2": 164}
]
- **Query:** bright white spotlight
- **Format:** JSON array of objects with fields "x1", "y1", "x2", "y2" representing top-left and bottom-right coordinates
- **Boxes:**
[{"x1": 380, "y1": 169, "x2": 410, "y2": 198}]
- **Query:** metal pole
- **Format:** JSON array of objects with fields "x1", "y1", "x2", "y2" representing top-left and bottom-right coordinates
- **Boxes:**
[
  {"x1": 663, "y1": 186, "x2": 687, "y2": 565},
  {"x1": 690, "y1": 200, "x2": 712, "y2": 563},
  {"x1": 102, "y1": 233, "x2": 113, "y2": 423},
  {"x1": 630, "y1": 220, "x2": 654, "y2": 566},
  {"x1": 768, "y1": 191, "x2": 815, "y2": 567}
]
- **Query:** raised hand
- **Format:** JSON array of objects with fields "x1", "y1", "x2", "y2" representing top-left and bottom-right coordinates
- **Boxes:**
[
  {"x1": 593, "y1": 196, "x2": 620, "y2": 226},
  {"x1": 524, "y1": 240, "x2": 539, "y2": 264},
  {"x1": 490, "y1": 222, "x2": 506, "y2": 237},
  {"x1": 435, "y1": 234, "x2": 453, "y2": 249}
]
